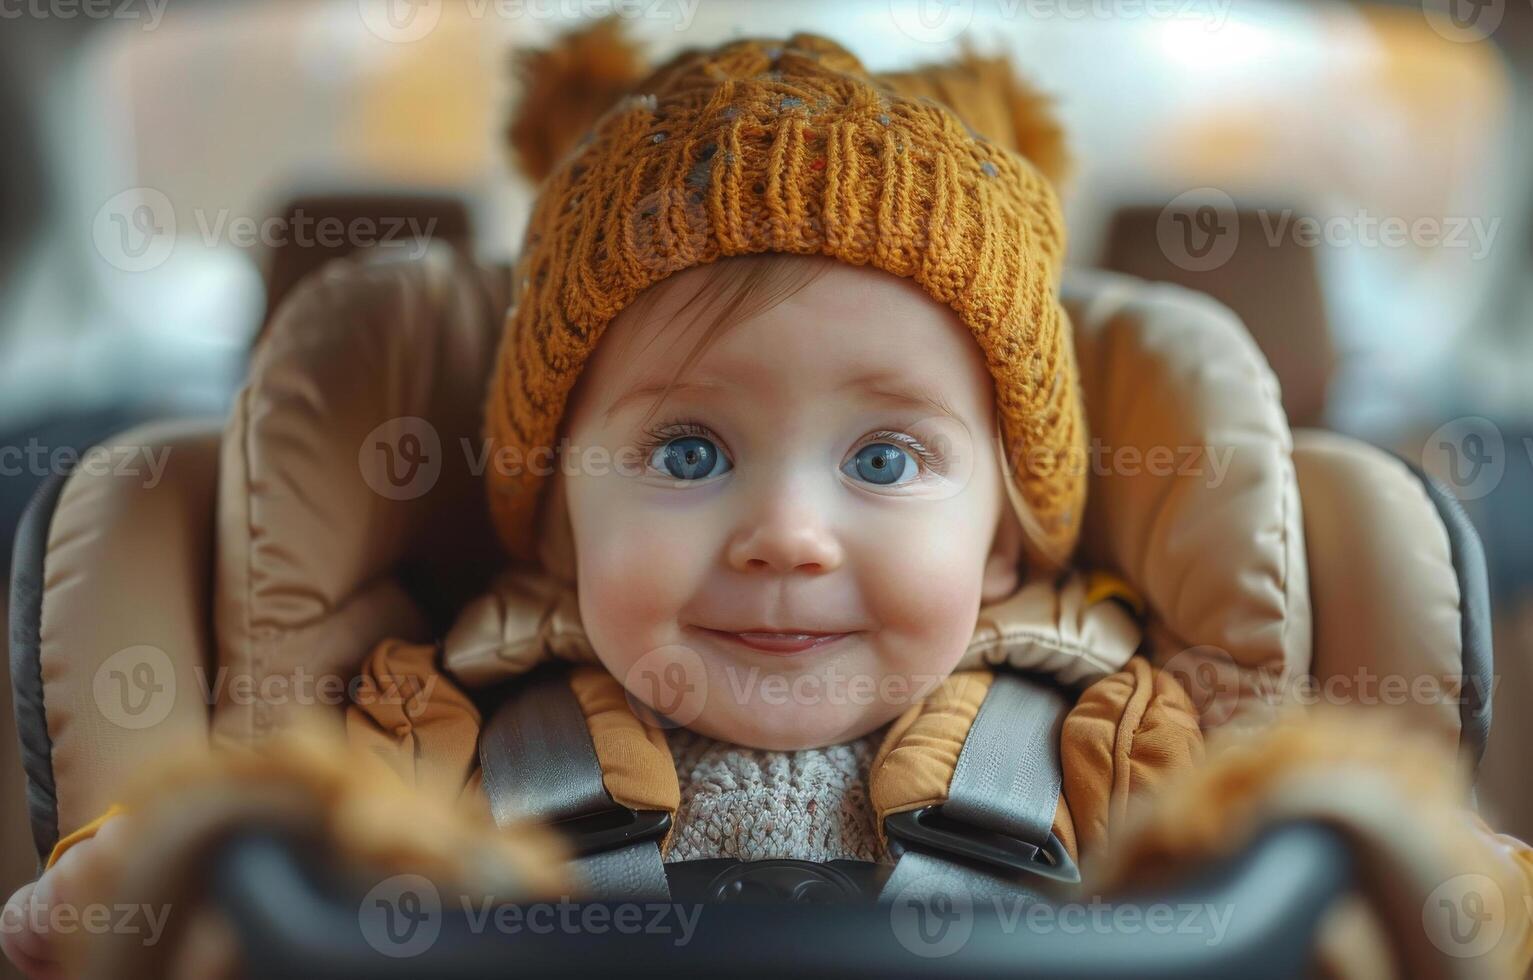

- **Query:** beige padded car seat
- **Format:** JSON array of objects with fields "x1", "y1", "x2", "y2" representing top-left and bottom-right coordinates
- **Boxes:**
[{"x1": 9, "y1": 243, "x2": 1492, "y2": 866}]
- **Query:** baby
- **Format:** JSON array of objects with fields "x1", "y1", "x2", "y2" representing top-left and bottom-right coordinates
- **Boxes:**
[{"x1": 453, "y1": 26, "x2": 1192, "y2": 869}]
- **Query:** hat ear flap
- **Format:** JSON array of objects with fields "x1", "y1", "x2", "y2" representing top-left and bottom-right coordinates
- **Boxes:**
[{"x1": 507, "y1": 18, "x2": 650, "y2": 183}]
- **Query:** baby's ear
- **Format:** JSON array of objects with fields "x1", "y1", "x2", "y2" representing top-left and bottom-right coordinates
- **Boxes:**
[{"x1": 981, "y1": 490, "x2": 1026, "y2": 603}]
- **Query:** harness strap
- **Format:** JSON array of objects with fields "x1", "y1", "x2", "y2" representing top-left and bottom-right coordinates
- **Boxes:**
[
  {"x1": 946, "y1": 670, "x2": 1067, "y2": 848},
  {"x1": 880, "y1": 672, "x2": 1075, "y2": 903},
  {"x1": 572, "y1": 843, "x2": 670, "y2": 900},
  {"x1": 480, "y1": 669, "x2": 671, "y2": 899}
]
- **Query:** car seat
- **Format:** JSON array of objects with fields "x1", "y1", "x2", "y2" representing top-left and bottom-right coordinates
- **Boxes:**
[{"x1": 8, "y1": 242, "x2": 1496, "y2": 977}]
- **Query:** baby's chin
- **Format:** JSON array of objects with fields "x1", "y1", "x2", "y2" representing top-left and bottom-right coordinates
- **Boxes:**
[{"x1": 681, "y1": 702, "x2": 900, "y2": 752}]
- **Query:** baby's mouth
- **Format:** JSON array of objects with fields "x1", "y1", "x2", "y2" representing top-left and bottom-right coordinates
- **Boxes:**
[{"x1": 696, "y1": 627, "x2": 858, "y2": 656}]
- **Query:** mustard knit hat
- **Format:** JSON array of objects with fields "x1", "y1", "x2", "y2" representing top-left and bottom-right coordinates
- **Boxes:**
[{"x1": 487, "y1": 23, "x2": 1086, "y2": 569}]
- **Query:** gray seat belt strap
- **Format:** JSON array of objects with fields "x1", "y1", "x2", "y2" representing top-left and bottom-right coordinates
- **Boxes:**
[
  {"x1": 480, "y1": 669, "x2": 671, "y2": 900},
  {"x1": 946, "y1": 671, "x2": 1068, "y2": 848},
  {"x1": 573, "y1": 844, "x2": 671, "y2": 900},
  {"x1": 881, "y1": 672, "x2": 1073, "y2": 903}
]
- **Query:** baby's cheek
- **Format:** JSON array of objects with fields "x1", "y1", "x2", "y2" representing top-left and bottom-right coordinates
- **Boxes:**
[
  {"x1": 859, "y1": 512, "x2": 989, "y2": 670},
  {"x1": 577, "y1": 517, "x2": 699, "y2": 644}
]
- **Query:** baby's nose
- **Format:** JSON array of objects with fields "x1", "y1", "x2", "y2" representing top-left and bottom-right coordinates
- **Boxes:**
[{"x1": 726, "y1": 517, "x2": 844, "y2": 574}]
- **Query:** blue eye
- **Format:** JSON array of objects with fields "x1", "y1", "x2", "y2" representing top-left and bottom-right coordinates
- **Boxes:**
[
  {"x1": 844, "y1": 442, "x2": 917, "y2": 486},
  {"x1": 652, "y1": 435, "x2": 731, "y2": 481}
]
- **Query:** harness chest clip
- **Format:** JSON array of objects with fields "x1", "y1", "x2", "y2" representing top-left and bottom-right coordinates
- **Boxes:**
[
  {"x1": 553, "y1": 806, "x2": 672, "y2": 858},
  {"x1": 885, "y1": 805, "x2": 1081, "y2": 884}
]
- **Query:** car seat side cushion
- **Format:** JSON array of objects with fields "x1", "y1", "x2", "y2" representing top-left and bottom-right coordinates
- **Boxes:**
[
  {"x1": 8, "y1": 470, "x2": 69, "y2": 866},
  {"x1": 1400, "y1": 457, "x2": 1495, "y2": 773}
]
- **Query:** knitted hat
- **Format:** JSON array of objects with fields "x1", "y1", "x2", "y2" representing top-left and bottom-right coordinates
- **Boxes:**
[{"x1": 487, "y1": 23, "x2": 1086, "y2": 570}]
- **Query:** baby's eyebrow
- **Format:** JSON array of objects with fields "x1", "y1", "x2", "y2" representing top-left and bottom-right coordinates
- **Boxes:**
[
  {"x1": 604, "y1": 375, "x2": 964, "y2": 424},
  {"x1": 849, "y1": 374, "x2": 963, "y2": 420},
  {"x1": 603, "y1": 380, "x2": 728, "y2": 423}
]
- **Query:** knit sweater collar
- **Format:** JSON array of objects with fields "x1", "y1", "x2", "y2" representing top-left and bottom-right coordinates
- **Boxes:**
[{"x1": 664, "y1": 726, "x2": 888, "y2": 865}]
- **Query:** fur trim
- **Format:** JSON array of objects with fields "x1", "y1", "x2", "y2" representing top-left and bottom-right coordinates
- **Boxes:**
[{"x1": 62, "y1": 722, "x2": 568, "y2": 980}]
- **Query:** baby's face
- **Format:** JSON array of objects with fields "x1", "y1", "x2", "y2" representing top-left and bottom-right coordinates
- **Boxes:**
[{"x1": 561, "y1": 257, "x2": 1011, "y2": 750}]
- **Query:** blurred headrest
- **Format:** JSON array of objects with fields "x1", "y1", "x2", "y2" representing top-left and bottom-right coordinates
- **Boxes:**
[
  {"x1": 213, "y1": 243, "x2": 508, "y2": 745},
  {"x1": 1065, "y1": 269, "x2": 1311, "y2": 730}
]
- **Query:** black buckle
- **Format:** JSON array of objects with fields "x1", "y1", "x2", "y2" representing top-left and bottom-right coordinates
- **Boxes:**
[
  {"x1": 665, "y1": 859, "x2": 888, "y2": 904},
  {"x1": 552, "y1": 807, "x2": 672, "y2": 858},
  {"x1": 886, "y1": 806, "x2": 1080, "y2": 884}
]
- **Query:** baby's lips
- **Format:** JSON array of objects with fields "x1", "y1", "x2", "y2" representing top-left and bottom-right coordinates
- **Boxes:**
[{"x1": 702, "y1": 628, "x2": 857, "y2": 656}]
